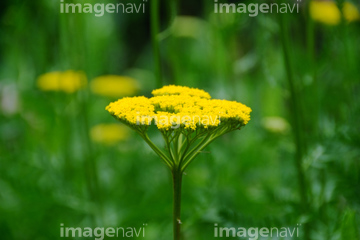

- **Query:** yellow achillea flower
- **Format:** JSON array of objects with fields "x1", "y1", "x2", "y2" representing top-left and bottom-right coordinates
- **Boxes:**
[
  {"x1": 107, "y1": 87, "x2": 250, "y2": 131},
  {"x1": 106, "y1": 85, "x2": 251, "y2": 240},
  {"x1": 310, "y1": 1, "x2": 360, "y2": 25},
  {"x1": 37, "y1": 70, "x2": 87, "y2": 93},
  {"x1": 90, "y1": 123, "x2": 129, "y2": 145},
  {"x1": 106, "y1": 85, "x2": 251, "y2": 169},
  {"x1": 90, "y1": 75, "x2": 139, "y2": 98}
]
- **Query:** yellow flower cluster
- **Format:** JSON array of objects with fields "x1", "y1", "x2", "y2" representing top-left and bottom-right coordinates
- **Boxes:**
[
  {"x1": 310, "y1": 1, "x2": 360, "y2": 25},
  {"x1": 37, "y1": 70, "x2": 87, "y2": 93},
  {"x1": 106, "y1": 85, "x2": 251, "y2": 131},
  {"x1": 106, "y1": 96, "x2": 154, "y2": 125},
  {"x1": 152, "y1": 85, "x2": 211, "y2": 99},
  {"x1": 90, "y1": 75, "x2": 139, "y2": 98}
]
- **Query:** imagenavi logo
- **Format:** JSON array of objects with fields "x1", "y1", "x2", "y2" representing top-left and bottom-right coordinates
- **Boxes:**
[
  {"x1": 214, "y1": 0, "x2": 301, "y2": 17},
  {"x1": 60, "y1": 0, "x2": 148, "y2": 17},
  {"x1": 214, "y1": 223, "x2": 302, "y2": 239}
]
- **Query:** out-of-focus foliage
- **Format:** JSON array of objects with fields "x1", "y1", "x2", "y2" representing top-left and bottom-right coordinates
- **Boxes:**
[{"x1": 0, "y1": 0, "x2": 359, "y2": 240}]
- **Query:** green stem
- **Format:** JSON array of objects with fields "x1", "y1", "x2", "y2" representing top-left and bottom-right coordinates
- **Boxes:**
[
  {"x1": 150, "y1": 0, "x2": 163, "y2": 87},
  {"x1": 162, "y1": 132, "x2": 176, "y2": 162},
  {"x1": 181, "y1": 129, "x2": 215, "y2": 164},
  {"x1": 140, "y1": 132, "x2": 173, "y2": 168},
  {"x1": 172, "y1": 167, "x2": 182, "y2": 240},
  {"x1": 181, "y1": 128, "x2": 229, "y2": 172},
  {"x1": 279, "y1": 12, "x2": 310, "y2": 240},
  {"x1": 168, "y1": 0, "x2": 179, "y2": 85},
  {"x1": 181, "y1": 136, "x2": 214, "y2": 172},
  {"x1": 77, "y1": 90, "x2": 103, "y2": 225},
  {"x1": 306, "y1": 3, "x2": 319, "y2": 139},
  {"x1": 172, "y1": 132, "x2": 180, "y2": 165}
]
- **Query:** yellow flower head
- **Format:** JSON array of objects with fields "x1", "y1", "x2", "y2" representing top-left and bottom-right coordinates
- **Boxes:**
[
  {"x1": 310, "y1": 1, "x2": 360, "y2": 25},
  {"x1": 106, "y1": 85, "x2": 252, "y2": 172},
  {"x1": 106, "y1": 85, "x2": 251, "y2": 131},
  {"x1": 90, "y1": 123, "x2": 129, "y2": 145},
  {"x1": 37, "y1": 70, "x2": 87, "y2": 93},
  {"x1": 90, "y1": 75, "x2": 139, "y2": 98}
]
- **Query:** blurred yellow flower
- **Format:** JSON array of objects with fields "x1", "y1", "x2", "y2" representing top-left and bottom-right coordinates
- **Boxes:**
[
  {"x1": 90, "y1": 75, "x2": 139, "y2": 98},
  {"x1": 310, "y1": 1, "x2": 341, "y2": 25},
  {"x1": 310, "y1": 1, "x2": 360, "y2": 25},
  {"x1": 37, "y1": 70, "x2": 87, "y2": 93},
  {"x1": 90, "y1": 123, "x2": 129, "y2": 145},
  {"x1": 343, "y1": 2, "x2": 360, "y2": 22}
]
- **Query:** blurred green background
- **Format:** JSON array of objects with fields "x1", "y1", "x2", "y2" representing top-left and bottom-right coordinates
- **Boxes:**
[{"x1": 0, "y1": 0, "x2": 359, "y2": 239}]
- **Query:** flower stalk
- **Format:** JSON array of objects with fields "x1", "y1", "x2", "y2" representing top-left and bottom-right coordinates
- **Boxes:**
[
  {"x1": 150, "y1": 0, "x2": 163, "y2": 87},
  {"x1": 172, "y1": 166, "x2": 182, "y2": 240},
  {"x1": 279, "y1": 12, "x2": 310, "y2": 240}
]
